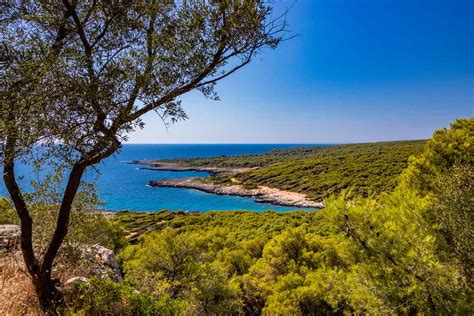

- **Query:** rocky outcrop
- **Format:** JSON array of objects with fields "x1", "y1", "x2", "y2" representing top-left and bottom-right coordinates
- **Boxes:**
[
  {"x1": 0, "y1": 225, "x2": 21, "y2": 253},
  {"x1": 149, "y1": 178, "x2": 323, "y2": 209},
  {"x1": 79, "y1": 244, "x2": 123, "y2": 281},
  {"x1": 0, "y1": 225, "x2": 122, "y2": 281},
  {"x1": 64, "y1": 276, "x2": 89, "y2": 285}
]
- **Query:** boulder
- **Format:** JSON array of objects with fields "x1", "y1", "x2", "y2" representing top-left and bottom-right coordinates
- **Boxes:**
[
  {"x1": 64, "y1": 276, "x2": 89, "y2": 285},
  {"x1": 0, "y1": 225, "x2": 21, "y2": 252},
  {"x1": 79, "y1": 244, "x2": 123, "y2": 281}
]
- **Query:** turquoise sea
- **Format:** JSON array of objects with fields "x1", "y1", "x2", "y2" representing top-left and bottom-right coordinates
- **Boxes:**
[{"x1": 0, "y1": 144, "x2": 321, "y2": 212}]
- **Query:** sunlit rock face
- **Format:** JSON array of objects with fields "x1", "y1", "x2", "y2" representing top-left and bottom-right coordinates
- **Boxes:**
[
  {"x1": 78, "y1": 244, "x2": 123, "y2": 281},
  {"x1": 0, "y1": 225, "x2": 20, "y2": 253}
]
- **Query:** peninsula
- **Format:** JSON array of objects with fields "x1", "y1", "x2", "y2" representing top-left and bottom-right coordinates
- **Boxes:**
[
  {"x1": 131, "y1": 140, "x2": 425, "y2": 209},
  {"x1": 131, "y1": 161, "x2": 320, "y2": 208},
  {"x1": 149, "y1": 177, "x2": 323, "y2": 209}
]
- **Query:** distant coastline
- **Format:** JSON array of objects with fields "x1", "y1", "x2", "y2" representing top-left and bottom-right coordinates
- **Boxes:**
[{"x1": 130, "y1": 160, "x2": 255, "y2": 175}]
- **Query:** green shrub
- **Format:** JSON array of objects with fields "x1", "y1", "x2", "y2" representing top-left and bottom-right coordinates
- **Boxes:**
[
  {"x1": 400, "y1": 117, "x2": 473, "y2": 194},
  {"x1": 63, "y1": 277, "x2": 173, "y2": 315},
  {"x1": 432, "y1": 164, "x2": 473, "y2": 287},
  {"x1": 0, "y1": 198, "x2": 18, "y2": 224}
]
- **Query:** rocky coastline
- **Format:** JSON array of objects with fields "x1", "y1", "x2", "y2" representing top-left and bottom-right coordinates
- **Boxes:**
[
  {"x1": 149, "y1": 177, "x2": 323, "y2": 209},
  {"x1": 131, "y1": 160, "x2": 323, "y2": 209}
]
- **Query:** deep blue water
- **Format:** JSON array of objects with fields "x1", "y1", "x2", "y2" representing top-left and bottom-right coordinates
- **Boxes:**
[{"x1": 0, "y1": 144, "x2": 320, "y2": 212}]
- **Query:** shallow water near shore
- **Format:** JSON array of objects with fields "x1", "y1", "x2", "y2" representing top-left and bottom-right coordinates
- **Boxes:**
[{"x1": 0, "y1": 144, "x2": 322, "y2": 212}]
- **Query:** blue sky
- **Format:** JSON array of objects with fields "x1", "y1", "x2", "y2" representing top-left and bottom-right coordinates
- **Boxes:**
[{"x1": 128, "y1": 0, "x2": 474, "y2": 144}]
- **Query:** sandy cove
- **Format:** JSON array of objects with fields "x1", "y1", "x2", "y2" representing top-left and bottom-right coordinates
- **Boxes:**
[{"x1": 149, "y1": 178, "x2": 323, "y2": 209}]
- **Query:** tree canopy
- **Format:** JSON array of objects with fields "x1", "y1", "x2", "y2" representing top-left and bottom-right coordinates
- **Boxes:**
[{"x1": 1, "y1": 0, "x2": 285, "y2": 311}]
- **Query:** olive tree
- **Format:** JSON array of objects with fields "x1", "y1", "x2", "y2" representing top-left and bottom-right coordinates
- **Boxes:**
[{"x1": 1, "y1": 0, "x2": 286, "y2": 311}]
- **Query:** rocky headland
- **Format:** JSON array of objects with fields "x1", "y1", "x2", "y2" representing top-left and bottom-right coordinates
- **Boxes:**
[{"x1": 149, "y1": 177, "x2": 323, "y2": 209}]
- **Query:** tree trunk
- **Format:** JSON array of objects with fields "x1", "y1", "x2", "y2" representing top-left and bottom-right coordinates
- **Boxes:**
[
  {"x1": 32, "y1": 272, "x2": 62, "y2": 315},
  {"x1": 3, "y1": 151, "x2": 38, "y2": 274},
  {"x1": 3, "y1": 131, "x2": 119, "y2": 312},
  {"x1": 41, "y1": 164, "x2": 85, "y2": 276},
  {"x1": 36, "y1": 164, "x2": 85, "y2": 312},
  {"x1": 3, "y1": 157, "x2": 85, "y2": 313}
]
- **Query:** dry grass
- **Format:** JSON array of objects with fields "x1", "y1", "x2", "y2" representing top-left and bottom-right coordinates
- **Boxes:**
[
  {"x1": 0, "y1": 251, "x2": 43, "y2": 315},
  {"x1": 0, "y1": 246, "x2": 119, "y2": 315}
]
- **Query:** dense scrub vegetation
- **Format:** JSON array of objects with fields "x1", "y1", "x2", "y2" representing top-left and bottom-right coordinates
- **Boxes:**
[
  {"x1": 113, "y1": 210, "x2": 319, "y2": 243},
  {"x1": 89, "y1": 118, "x2": 469, "y2": 315},
  {"x1": 164, "y1": 144, "x2": 340, "y2": 167},
  {"x1": 234, "y1": 141, "x2": 424, "y2": 199},
  {"x1": 1, "y1": 119, "x2": 472, "y2": 314},
  {"x1": 166, "y1": 140, "x2": 425, "y2": 200}
]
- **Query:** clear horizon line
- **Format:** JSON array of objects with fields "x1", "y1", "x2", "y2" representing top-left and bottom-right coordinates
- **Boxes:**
[{"x1": 123, "y1": 138, "x2": 426, "y2": 145}]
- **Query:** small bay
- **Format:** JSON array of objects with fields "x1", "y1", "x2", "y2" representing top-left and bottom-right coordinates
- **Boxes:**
[{"x1": 0, "y1": 144, "x2": 320, "y2": 212}]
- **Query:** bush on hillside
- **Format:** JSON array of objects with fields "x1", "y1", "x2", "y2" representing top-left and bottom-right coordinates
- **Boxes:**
[
  {"x1": 62, "y1": 277, "x2": 173, "y2": 315},
  {"x1": 116, "y1": 119, "x2": 473, "y2": 314}
]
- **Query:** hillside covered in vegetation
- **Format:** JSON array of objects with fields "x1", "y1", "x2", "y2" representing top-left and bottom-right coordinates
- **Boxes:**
[
  {"x1": 110, "y1": 119, "x2": 474, "y2": 314},
  {"x1": 1, "y1": 119, "x2": 472, "y2": 315},
  {"x1": 87, "y1": 119, "x2": 471, "y2": 315},
  {"x1": 162, "y1": 140, "x2": 425, "y2": 200}
]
